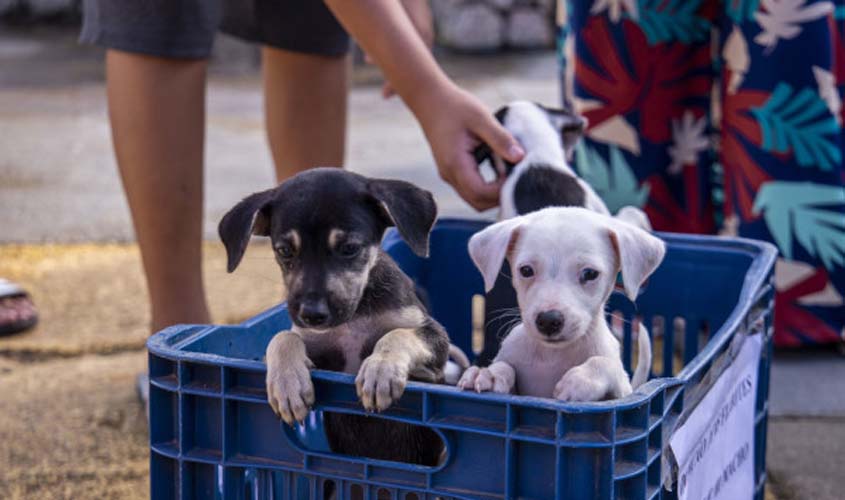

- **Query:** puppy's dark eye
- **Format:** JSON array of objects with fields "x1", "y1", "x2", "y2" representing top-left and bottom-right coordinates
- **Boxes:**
[
  {"x1": 338, "y1": 242, "x2": 362, "y2": 258},
  {"x1": 580, "y1": 268, "x2": 600, "y2": 283},
  {"x1": 519, "y1": 265, "x2": 534, "y2": 278},
  {"x1": 276, "y1": 244, "x2": 294, "y2": 260}
]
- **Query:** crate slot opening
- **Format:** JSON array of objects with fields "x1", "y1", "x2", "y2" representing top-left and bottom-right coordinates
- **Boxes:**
[
  {"x1": 471, "y1": 293, "x2": 485, "y2": 356},
  {"x1": 309, "y1": 411, "x2": 448, "y2": 468}
]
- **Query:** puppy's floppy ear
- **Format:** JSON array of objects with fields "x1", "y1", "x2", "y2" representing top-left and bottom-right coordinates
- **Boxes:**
[
  {"x1": 218, "y1": 189, "x2": 274, "y2": 273},
  {"x1": 367, "y1": 179, "x2": 437, "y2": 257},
  {"x1": 539, "y1": 104, "x2": 587, "y2": 161},
  {"x1": 468, "y1": 218, "x2": 522, "y2": 292},
  {"x1": 607, "y1": 219, "x2": 666, "y2": 301}
]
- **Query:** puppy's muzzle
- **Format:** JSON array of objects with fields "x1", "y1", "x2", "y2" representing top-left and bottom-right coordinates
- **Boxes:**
[
  {"x1": 535, "y1": 310, "x2": 565, "y2": 337},
  {"x1": 298, "y1": 298, "x2": 330, "y2": 328}
]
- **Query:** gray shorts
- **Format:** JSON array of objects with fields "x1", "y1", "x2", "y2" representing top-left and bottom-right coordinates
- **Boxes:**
[{"x1": 80, "y1": 0, "x2": 350, "y2": 59}]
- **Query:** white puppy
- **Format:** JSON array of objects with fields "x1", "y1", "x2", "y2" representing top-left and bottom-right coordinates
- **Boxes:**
[{"x1": 458, "y1": 207, "x2": 665, "y2": 401}]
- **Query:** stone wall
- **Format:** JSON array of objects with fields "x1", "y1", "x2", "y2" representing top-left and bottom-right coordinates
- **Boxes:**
[
  {"x1": 432, "y1": 0, "x2": 555, "y2": 52},
  {"x1": 1, "y1": 0, "x2": 556, "y2": 52}
]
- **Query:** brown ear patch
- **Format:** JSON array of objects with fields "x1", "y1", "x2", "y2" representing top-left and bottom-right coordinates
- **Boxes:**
[
  {"x1": 506, "y1": 227, "x2": 522, "y2": 259},
  {"x1": 608, "y1": 229, "x2": 622, "y2": 273}
]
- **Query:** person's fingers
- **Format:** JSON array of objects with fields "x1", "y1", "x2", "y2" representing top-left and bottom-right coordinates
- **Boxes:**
[
  {"x1": 474, "y1": 112, "x2": 525, "y2": 164},
  {"x1": 382, "y1": 82, "x2": 396, "y2": 99},
  {"x1": 491, "y1": 152, "x2": 507, "y2": 177},
  {"x1": 451, "y1": 153, "x2": 504, "y2": 211}
]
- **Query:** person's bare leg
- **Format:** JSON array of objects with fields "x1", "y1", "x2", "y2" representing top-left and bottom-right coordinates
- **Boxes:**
[
  {"x1": 262, "y1": 47, "x2": 349, "y2": 180},
  {"x1": 106, "y1": 50, "x2": 210, "y2": 333}
]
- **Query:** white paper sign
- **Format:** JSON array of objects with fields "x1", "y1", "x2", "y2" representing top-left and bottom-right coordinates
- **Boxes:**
[{"x1": 669, "y1": 333, "x2": 762, "y2": 500}]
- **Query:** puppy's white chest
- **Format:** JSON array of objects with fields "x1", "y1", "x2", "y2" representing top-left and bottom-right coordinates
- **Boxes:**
[
  {"x1": 511, "y1": 355, "x2": 575, "y2": 398},
  {"x1": 496, "y1": 328, "x2": 596, "y2": 398}
]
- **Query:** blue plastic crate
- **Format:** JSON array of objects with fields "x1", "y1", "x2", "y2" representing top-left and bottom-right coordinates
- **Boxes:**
[{"x1": 148, "y1": 218, "x2": 776, "y2": 500}]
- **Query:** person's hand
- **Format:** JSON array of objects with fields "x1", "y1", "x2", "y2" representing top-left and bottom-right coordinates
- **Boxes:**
[
  {"x1": 415, "y1": 84, "x2": 525, "y2": 211},
  {"x1": 322, "y1": 0, "x2": 522, "y2": 210},
  {"x1": 366, "y1": 0, "x2": 434, "y2": 98}
]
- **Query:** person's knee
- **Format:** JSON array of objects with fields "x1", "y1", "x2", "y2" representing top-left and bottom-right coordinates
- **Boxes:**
[
  {"x1": 262, "y1": 44, "x2": 348, "y2": 63},
  {"x1": 106, "y1": 48, "x2": 209, "y2": 69}
]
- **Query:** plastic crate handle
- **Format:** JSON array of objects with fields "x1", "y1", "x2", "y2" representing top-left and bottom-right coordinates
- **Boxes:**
[{"x1": 276, "y1": 385, "x2": 454, "y2": 473}]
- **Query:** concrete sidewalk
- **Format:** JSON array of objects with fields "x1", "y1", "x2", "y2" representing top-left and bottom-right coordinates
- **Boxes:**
[
  {"x1": 1, "y1": 26, "x2": 843, "y2": 500},
  {"x1": 0, "y1": 28, "x2": 558, "y2": 244},
  {"x1": 766, "y1": 350, "x2": 845, "y2": 500}
]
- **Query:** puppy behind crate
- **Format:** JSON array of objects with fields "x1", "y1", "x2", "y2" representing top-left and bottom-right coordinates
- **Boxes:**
[
  {"x1": 219, "y1": 168, "x2": 452, "y2": 471},
  {"x1": 472, "y1": 100, "x2": 653, "y2": 367},
  {"x1": 458, "y1": 207, "x2": 666, "y2": 401}
]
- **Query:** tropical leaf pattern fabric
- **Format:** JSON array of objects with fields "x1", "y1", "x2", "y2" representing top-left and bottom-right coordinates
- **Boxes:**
[{"x1": 558, "y1": 0, "x2": 845, "y2": 346}]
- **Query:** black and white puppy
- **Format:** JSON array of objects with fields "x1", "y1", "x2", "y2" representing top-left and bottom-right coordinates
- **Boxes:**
[
  {"x1": 473, "y1": 101, "x2": 650, "y2": 364},
  {"x1": 475, "y1": 100, "x2": 650, "y2": 227},
  {"x1": 219, "y1": 168, "x2": 449, "y2": 466},
  {"x1": 475, "y1": 100, "x2": 604, "y2": 219}
]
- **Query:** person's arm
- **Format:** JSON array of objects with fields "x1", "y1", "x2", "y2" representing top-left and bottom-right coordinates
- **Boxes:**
[
  {"x1": 365, "y1": 0, "x2": 434, "y2": 99},
  {"x1": 325, "y1": 0, "x2": 525, "y2": 211}
]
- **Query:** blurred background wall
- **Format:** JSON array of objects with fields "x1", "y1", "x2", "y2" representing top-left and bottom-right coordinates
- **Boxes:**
[{"x1": 1, "y1": 0, "x2": 556, "y2": 52}]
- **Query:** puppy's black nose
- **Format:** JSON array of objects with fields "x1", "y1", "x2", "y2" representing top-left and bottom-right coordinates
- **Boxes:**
[
  {"x1": 536, "y1": 310, "x2": 564, "y2": 336},
  {"x1": 299, "y1": 299, "x2": 330, "y2": 327}
]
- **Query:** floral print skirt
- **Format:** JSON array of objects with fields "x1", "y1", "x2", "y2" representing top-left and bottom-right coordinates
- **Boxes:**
[{"x1": 557, "y1": 0, "x2": 845, "y2": 346}]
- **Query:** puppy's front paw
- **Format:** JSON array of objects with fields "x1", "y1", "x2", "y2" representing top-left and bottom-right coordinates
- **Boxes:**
[
  {"x1": 265, "y1": 332, "x2": 315, "y2": 426},
  {"x1": 553, "y1": 367, "x2": 607, "y2": 402},
  {"x1": 456, "y1": 366, "x2": 480, "y2": 391},
  {"x1": 266, "y1": 358, "x2": 314, "y2": 426},
  {"x1": 457, "y1": 366, "x2": 510, "y2": 394},
  {"x1": 355, "y1": 354, "x2": 409, "y2": 412}
]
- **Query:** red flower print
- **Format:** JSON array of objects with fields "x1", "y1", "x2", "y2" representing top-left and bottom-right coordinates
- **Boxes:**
[
  {"x1": 774, "y1": 266, "x2": 842, "y2": 347},
  {"x1": 644, "y1": 165, "x2": 716, "y2": 234},
  {"x1": 721, "y1": 84, "x2": 773, "y2": 220},
  {"x1": 575, "y1": 17, "x2": 711, "y2": 143}
]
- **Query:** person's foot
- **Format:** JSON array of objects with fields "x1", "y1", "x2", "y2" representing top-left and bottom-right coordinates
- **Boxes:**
[{"x1": 0, "y1": 279, "x2": 38, "y2": 337}]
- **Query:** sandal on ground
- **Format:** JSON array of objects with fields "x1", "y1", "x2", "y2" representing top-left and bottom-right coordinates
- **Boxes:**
[{"x1": 0, "y1": 279, "x2": 38, "y2": 337}]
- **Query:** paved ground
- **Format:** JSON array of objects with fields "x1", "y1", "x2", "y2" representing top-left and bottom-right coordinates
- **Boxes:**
[
  {"x1": 766, "y1": 350, "x2": 845, "y2": 500},
  {"x1": 0, "y1": 242, "x2": 282, "y2": 357},
  {"x1": 1, "y1": 25, "x2": 843, "y2": 500},
  {"x1": 0, "y1": 351, "x2": 149, "y2": 499},
  {"x1": 0, "y1": 28, "x2": 558, "y2": 244}
]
